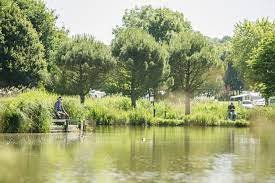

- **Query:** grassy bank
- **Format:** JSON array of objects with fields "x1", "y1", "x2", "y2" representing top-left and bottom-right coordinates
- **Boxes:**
[{"x1": 1, "y1": 90, "x2": 274, "y2": 133}]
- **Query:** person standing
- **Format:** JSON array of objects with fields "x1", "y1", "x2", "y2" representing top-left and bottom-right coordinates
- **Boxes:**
[{"x1": 228, "y1": 102, "x2": 236, "y2": 120}]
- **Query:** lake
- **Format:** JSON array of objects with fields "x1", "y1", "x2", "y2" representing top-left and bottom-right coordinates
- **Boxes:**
[{"x1": 0, "y1": 126, "x2": 275, "y2": 183}]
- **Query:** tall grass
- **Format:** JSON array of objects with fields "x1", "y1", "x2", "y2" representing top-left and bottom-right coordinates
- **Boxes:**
[{"x1": 1, "y1": 90, "x2": 273, "y2": 132}]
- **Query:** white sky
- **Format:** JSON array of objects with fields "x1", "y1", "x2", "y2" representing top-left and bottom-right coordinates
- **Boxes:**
[{"x1": 45, "y1": 0, "x2": 275, "y2": 44}]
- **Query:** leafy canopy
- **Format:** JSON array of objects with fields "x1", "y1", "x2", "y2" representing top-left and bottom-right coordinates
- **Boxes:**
[
  {"x1": 231, "y1": 19, "x2": 275, "y2": 85},
  {"x1": 112, "y1": 28, "x2": 168, "y2": 107},
  {"x1": 250, "y1": 31, "x2": 275, "y2": 98},
  {"x1": 116, "y1": 6, "x2": 191, "y2": 43},
  {"x1": 169, "y1": 31, "x2": 217, "y2": 92},
  {"x1": 55, "y1": 35, "x2": 114, "y2": 103},
  {"x1": 0, "y1": 0, "x2": 46, "y2": 87},
  {"x1": 15, "y1": 0, "x2": 67, "y2": 63},
  {"x1": 169, "y1": 31, "x2": 217, "y2": 114}
]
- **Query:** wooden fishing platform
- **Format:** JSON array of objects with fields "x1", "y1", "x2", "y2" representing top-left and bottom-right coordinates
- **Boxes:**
[{"x1": 51, "y1": 119, "x2": 86, "y2": 133}]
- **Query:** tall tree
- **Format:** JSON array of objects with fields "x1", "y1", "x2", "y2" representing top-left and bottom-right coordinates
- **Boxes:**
[
  {"x1": 114, "y1": 6, "x2": 187, "y2": 98},
  {"x1": 199, "y1": 65, "x2": 224, "y2": 98},
  {"x1": 112, "y1": 28, "x2": 169, "y2": 107},
  {"x1": 115, "y1": 6, "x2": 192, "y2": 43},
  {"x1": 0, "y1": 0, "x2": 46, "y2": 87},
  {"x1": 15, "y1": 0, "x2": 67, "y2": 64},
  {"x1": 250, "y1": 31, "x2": 275, "y2": 99},
  {"x1": 55, "y1": 35, "x2": 114, "y2": 103},
  {"x1": 224, "y1": 62, "x2": 244, "y2": 92},
  {"x1": 169, "y1": 31, "x2": 217, "y2": 115},
  {"x1": 231, "y1": 19, "x2": 274, "y2": 86}
]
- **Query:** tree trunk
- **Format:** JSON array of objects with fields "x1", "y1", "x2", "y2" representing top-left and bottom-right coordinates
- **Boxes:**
[
  {"x1": 153, "y1": 88, "x2": 158, "y2": 101},
  {"x1": 80, "y1": 94, "x2": 85, "y2": 104},
  {"x1": 131, "y1": 92, "x2": 136, "y2": 108},
  {"x1": 185, "y1": 92, "x2": 191, "y2": 115},
  {"x1": 131, "y1": 77, "x2": 137, "y2": 108},
  {"x1": 265, "y1": 96, "x2": 269, "y2": 106},
  {"x1": 79, "y1": 64, "x2": 85, "y2": 104}
]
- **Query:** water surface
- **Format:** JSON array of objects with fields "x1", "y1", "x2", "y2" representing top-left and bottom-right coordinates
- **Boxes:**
[{"x1": 0, "y1": 126, "x2": 275, "y2": 183}]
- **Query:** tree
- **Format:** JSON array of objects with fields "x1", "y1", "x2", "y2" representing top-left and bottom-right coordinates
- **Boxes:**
[
  {"x1": 112, "y1": 28, "x2": 169, "y2": 107},
  {"x1": 250, "y1": 31, "x2": 275, "y2": 99},
  {"x1": 114, "y1": 6, "x2": 187, "y2": 100},
  {"x1": 220, "y1": 44, "x2": 244, "y2": 95},
  {"x1": 115, "y1": 6, "x2": 191, "y2": 43},
  {"x1": 0, "y1": 0, "x2": 47, "y2": 87},
  {"x1": 55, "y1": 35, "x2": 114, "y2": 103},
  {"x1": 15, "y1": 0, "x2": 67, "y2": 64},
  {"x1": 231, "y1": 19, "x2": 274, "y2": 86},
  {"x1": 169, "y1": 31, "x2": 217, "y2": 115},
  {"x1": 224, "y1": 62, "x2": 244, "y2": 92},
  {"x1": 199, "y1": 65, "x2": 224, "y2": 98}
]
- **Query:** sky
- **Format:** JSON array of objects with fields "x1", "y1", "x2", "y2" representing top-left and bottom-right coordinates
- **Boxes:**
[{"x1": 45, "y1": 0, "x2": 275, "y2": 44}]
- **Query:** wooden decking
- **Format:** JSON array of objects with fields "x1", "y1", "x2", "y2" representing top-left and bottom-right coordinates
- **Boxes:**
[{"x1": 50, "y1": 119, "x2": 85, "y2": 133}]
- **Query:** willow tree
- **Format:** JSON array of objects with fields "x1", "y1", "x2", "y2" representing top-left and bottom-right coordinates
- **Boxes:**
[
  {"x1": 112, "y1": 28, "x2": 169, "y2": 107},
  {"x1": 169, "y1": 32, "x2": 217, "y2": 115},
  {"x1": 55, "y1": 35, "x2": 114, "y2": 103}
]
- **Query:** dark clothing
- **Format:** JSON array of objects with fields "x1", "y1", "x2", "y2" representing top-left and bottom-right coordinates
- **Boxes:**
[
  {"x1": 228, "y1": 104, "x2": 235, "y2": 112},
  {"x1": 228, "y1": 103, "x2": 236, "y2": 120},
  {"x1": 54, "y1": 100, "x2": 64, "y2": 112},
  {"x1": 54, "y1": 100, "x2": 68, "y2": 119}
]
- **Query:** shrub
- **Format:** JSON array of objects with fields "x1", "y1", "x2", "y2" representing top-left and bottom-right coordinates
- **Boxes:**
[{"x1": 1, "y1": 106, "x2": 30, "y2": 133}]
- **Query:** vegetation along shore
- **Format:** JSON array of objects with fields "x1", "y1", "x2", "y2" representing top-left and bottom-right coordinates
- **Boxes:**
[
  {"x1": 1, "y1": 90, "x2": 275, "y2": 133},
  {"x1": 0, "y1": 1, "x2": 274, "y2": 132}
]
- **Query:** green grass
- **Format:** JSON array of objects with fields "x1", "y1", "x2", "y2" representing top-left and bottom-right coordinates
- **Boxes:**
[{"x1": 1, "y1": 90, "x2": 274, "y2": 132}]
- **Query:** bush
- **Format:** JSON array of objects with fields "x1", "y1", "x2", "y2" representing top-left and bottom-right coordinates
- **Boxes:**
[{"x1": 1, "y1": 106, "x2": 30, "y2": 133}]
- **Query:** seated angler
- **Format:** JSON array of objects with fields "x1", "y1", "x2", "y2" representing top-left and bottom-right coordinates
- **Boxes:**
[{"x1": 54, "y1": 96, "x2": 69, "y2": 119}]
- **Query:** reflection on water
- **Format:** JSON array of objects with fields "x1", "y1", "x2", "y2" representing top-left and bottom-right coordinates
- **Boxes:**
[{"x1": 0, "y1": 127, "x2": 275, "y2": 183}]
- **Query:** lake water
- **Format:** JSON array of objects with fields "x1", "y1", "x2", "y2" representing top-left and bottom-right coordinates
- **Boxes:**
[{"x1": 0, "y1": 126, "x2": 275, "y2": 183}]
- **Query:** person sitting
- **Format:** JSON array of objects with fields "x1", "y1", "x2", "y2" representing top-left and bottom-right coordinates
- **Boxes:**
[
  {"x1": 228, "y1": 102, "x2": 236, "y2": 120},
  {"x1": 54, "y1": 97, "x2": 69, "y2": 119}
]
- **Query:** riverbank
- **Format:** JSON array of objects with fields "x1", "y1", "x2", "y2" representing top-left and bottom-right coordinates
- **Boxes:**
[{"x1": 0, "y1": 90, "x2": 274, "y2": 133}]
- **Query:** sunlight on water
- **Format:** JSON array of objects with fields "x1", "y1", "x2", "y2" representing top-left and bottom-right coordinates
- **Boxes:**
[{"x1": 0, "y1": 127, "x2": 275, "y2": 183}]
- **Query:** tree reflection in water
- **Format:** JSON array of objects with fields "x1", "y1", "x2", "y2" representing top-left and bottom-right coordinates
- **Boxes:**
[{"x1": 0, "y1": 126, "x2": 274, "y2": 183}]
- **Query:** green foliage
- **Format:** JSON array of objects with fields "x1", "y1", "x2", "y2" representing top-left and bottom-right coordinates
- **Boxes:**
[
  {"x1": 112, "y1": 28, "x2": 169, "y2": 107},
  {"x1": 54, "y1": 35, "x2": 114, "y2": 103},
  {"x1": 0, "y1": 99, "x2": 52, "y2": 133},
  {"x1": 218, "y1": 40, "x2": 244, "y2": 93},
  {"x1": 1, "y1": 106, "x2": 29, "y2": 133},
  {"x1": 250, "y1": 31, "x2": 275, "y2": 98},
  {"x1": 224, "y1": 62, "x2": 244, "y2": 91},
  {"x1": 18, "y1": 101, "x2": 52, "y2": 132},
  {"x1": 199, "y1": 65, "x2": 225, "y2": 97},
  {"x1": 0, "y1": 0, "x2": 47, "y2": 87},
  {"x1": 63, "y1": 98, "x2": 87, "y2": 121},
  {"x1": 169, "y1": 31, "x2": 218, "y2": 114},
  {"x1": 3, "y1": 90, "x2": 275, "y2": 132},
  {"x1": 117, "y1": 5, "x2": 191, "y2": 43},
  {"x1": 231, "y1": 19, "x2": 275, "y2": 86},
  {"x1": 169, "y1": 31, "x2": 217, "y2": 92},
  {"x1": 113, "y1": 6, "x2": 191, "y2": 99},
  {"x1": 15, "y1": 0, "x2": 66, "y2": 63}
]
